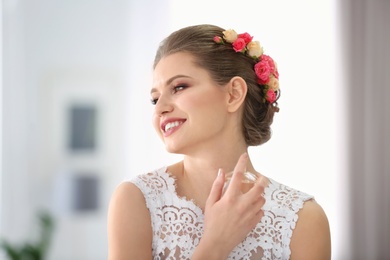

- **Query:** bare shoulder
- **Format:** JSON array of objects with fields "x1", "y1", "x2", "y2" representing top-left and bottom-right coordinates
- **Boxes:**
[
  {"x1": 290, "y1": 199, "x2": 331, "y2": 260},
  {"x1": 107, "y1": 181, "x2": 153, "y2": 260}
]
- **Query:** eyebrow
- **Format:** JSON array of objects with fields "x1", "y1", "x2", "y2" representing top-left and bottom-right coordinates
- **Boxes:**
[{"x1": 150, "y1": 74, "x2": 192, "y2": 94}]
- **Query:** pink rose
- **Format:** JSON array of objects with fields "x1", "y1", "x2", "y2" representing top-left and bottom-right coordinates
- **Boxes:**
[
  {"x1": 261, "y1": 55, "x2": 275, "y2": 70},
  {"x1": 273, "y1": 62, "x2": 279, "y2": 79},
  {"x1": 261, "y1": 55, "x2": 279, "y2": 78},
  {"x1": 254, "y1": 60, "x2": 271, "y2": 84},
  {"x1": 232, "y1": 38, "x2": 247, "y2": 52},
  {"x1": 238, "y1": 32, "x2": 253, "y2": 44},
  {"x1": 213, "y1": 36, "x2": 223, "y2": 44},
  {"x1": 266, "y1": 89, "x2": 277, "y2": 103}
]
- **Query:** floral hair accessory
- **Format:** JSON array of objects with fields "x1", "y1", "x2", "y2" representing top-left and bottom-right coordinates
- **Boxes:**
[{"x1": 214, "y1": 29, "x2": 279, "y2": 104}]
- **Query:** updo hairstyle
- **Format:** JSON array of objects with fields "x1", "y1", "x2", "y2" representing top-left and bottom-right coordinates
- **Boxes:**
[{"x1": 153, "y1": 24, "x2": 279, "y2": 146}]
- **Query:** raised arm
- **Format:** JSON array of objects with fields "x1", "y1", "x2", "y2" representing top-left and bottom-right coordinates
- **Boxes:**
[
  {"x1": 290, "y1": 200, "x2": 331, "y2": 260},
  {"x1": 107, "y1": 182, "x2": 153, "y2": 260},
  {"x1": 192, "y1": 153, "x2": 267, "y2": 259}
]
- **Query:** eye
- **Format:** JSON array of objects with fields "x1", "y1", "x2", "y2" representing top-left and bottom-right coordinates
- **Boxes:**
[
  {"x1": 150, "y1": 98, "x2": 158, "y2": 105},
  {"x1": 172, "y1": 84, "x2": 187, "y2": 93}
]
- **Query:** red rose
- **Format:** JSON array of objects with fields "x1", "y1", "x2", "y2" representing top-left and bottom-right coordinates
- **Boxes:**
[
  {"x1": 273, "y1": 65, "x2": 279, "y2": 79},
  {"x1": 232, "y1": 38, "x2": 247, "y2": 52},
  {"x1": 254, "y1": 60, "x2": 271, "y2": 84},
  {"x1": 261, "y1": 55, "x2": 275, "y2": 70},
  {"x1": 261, "y1": 55, "x2": 279, "y2": 78},
  {"x1": 238, "y1": 32, "x2": 253, "y2": 44},
  {"x1": 266, "y1": 89, "x2": 277, "y2": 103}
]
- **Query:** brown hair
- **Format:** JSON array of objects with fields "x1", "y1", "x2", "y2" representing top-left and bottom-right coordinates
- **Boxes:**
[{"x1": 154, "y1": 24, "x2": 279, "y2": 146}]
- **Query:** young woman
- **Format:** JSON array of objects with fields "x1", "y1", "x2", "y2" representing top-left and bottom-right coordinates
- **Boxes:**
[{"x1": 108, "y1": 24, "x2": 331, "y2": 259}]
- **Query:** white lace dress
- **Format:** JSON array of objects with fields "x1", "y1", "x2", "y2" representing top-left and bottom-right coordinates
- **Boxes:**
[{"x1": 130, "y1": 167, "x2": 313, "y2": 260}]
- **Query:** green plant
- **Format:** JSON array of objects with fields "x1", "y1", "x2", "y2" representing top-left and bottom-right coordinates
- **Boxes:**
[{"x1": 0, "y1": 211, "x2": 55, "y2": 260}]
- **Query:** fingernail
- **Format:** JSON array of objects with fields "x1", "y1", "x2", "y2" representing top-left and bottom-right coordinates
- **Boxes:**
[{"x1": 218, "y1": 168, "x2": 222, "y2": 177}]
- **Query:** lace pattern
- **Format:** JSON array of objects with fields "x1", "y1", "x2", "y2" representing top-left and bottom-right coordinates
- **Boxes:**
[{"x1": 131, "y1": 167, "x2": 313, "y2": 259}]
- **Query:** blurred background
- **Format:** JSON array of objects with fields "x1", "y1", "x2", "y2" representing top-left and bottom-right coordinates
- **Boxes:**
[{"x1": 1, "y1": 0, "x2": 389, "y2": 259}]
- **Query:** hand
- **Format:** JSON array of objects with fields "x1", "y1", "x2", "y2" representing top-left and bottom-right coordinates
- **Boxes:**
[{"x1": 201, "y1": 153, "x2": 267, "y2": 257}]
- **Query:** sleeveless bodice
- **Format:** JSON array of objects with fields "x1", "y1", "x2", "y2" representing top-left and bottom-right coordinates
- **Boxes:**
[{"x1": 130, "y1": 167, "x2": 313, "y2": 260}]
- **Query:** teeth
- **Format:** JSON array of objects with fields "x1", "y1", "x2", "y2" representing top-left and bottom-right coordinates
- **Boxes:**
[{"x1": 164, "y1": 121, "x2": 181, "y2": 132}]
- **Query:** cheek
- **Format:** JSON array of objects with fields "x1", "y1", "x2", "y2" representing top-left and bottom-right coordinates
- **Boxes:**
[
  {"x1": 186, "y1": 89, "x2": 225, "y2": 110},
  {"x1": 195, "y1": 93, "x2": 226, "y2": 114}
]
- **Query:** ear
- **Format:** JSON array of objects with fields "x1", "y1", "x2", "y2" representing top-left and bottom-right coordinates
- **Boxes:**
[{"x1": 226, "y1": 76, "x2": 247, "y2": 113}]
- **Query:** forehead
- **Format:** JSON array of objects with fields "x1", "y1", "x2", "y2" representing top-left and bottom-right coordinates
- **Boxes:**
[
  {"x1": 153, "y1": 52, "x2": 194, "y2": 81},
  {"x1": 152, "y1": 52, "x2": 207, "y2": 88}
]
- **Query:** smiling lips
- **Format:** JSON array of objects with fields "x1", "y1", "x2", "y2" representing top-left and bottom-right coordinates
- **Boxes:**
[{"x1": 161, "y1": 119, "x2": 186, "y2": 137}]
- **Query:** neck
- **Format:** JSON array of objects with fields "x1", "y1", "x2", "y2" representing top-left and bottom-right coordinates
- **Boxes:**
[
  {"x1": 172, "y1": 116, "x2": 258, "y2": 193},
  {"x1": 170, "y1": 137, "x2": 259, "y2": 210},
  {"x1": 180, "y1": 142, "x2": 256, "y2": 185}
]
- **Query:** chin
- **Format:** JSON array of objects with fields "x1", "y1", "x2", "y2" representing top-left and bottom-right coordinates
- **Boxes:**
[
  {"x1": 165, "y1": 145, "x2": 183, "y2": 154},
  {"x1": 164, "y1": 140, "x2": 189, "y2": 155}
]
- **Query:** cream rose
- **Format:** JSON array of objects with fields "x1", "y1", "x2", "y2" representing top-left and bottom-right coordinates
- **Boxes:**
[
  {"x1": 223, "y1": 29, "x2": 238, "y2": 43},
  {"x1": 247, "y1": 41, "x2": 264, "y2": 58},
  {"x1": 268, "y1": 76, "x2": 279, "y2": 91}
]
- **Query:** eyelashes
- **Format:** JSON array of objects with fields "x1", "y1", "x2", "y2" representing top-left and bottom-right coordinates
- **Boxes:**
[
  {"x1": 150, "y1": 84, "x2": 188, "y2": 105},
  {"x1": 172, "y1": 84, "x2": 187, "y2": 93}
]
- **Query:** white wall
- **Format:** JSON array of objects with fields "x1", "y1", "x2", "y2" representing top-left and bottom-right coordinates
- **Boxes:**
[{"x1": 2, "y1": 1, "x2": 130, "y2": 259}]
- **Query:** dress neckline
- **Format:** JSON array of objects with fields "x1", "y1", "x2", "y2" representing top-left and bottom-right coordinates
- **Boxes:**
[
  {"x1": 159, "y1": 166, "x2": 206, "y2": 215},
  {"x1": 157, "y1": 166, "x2": 274, "y2": 214}
]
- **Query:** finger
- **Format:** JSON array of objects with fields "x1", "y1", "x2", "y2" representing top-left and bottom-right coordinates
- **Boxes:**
[
  {"x1": 255, "y1": 196, "x2": 265, "y2": 215},
  {"x1": 256, "y1": 175, "x2": 268, "y2": 187},
  {"x1": 253, "y1": 193, "x2": 266, "y2": 210},
  {"x1": 226, "y1": 153, "x2": 248, "y2": 195},
  {"x1": 205, "y1": 168, "x2": 225, "y2": 208},
  {"x1": 254, "y1": 208, "x2": 265, "y2": 222},
  {"x1": 249, "y1": 191, "x2": 266, "y2": 222},
  {"x1": 246, "y1": 176, "x2": 268, "y2": 202},
  {"x1": 244, "y1": 200, "x2": 265, "y2": 229}
]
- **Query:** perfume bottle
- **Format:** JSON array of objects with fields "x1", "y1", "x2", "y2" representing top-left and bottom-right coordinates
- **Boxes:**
[{"x1": 223, "y1": 171, "x2": 259, "y2": 194}]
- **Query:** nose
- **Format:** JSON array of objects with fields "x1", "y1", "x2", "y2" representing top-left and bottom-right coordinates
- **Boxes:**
[{"x1": 154, "y1": 94, "x2": 174, "y2": 116}]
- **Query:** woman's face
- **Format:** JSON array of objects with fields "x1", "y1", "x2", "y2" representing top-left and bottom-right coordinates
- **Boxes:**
[{"x1": 151, "y1": 52, "x2": 231, "y2": 155}]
